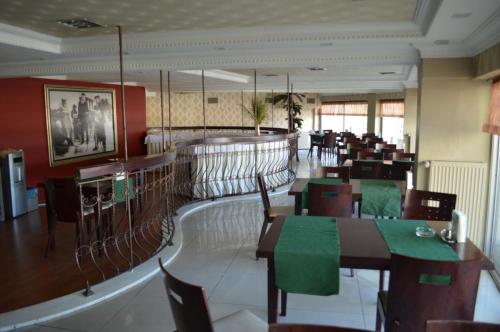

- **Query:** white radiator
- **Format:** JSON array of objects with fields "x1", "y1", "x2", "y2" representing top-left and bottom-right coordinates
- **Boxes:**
[{"x1": 428, "y1": 160, "x2": 488, "y2": 248}]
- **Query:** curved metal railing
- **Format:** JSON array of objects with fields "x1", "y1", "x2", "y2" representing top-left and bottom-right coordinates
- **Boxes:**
[{"x1": 73, "y1": 133, "x2": 297, "y2": 294}]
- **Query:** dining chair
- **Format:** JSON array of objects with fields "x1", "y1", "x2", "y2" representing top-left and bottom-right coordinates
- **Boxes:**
[
  {"x1": 382, "y1": 149, "x2": 404, "y2": 160},
  {"x1": 426, "y1": 320, "x2": 500, "y2": 332},
  {"x1": 269, "y1": 323, "x2": 367, "y2": 332},
  {"x1": 320, "y1": 133, "x2": 336, "y2": 159},
  {"x1": 357, "y1": 151, "x2": 378, "y2": 160},
  {"x1": 321, "y1": 166, "x2": 350, "y2": 182},
  {"x1": 390, "y1": 160, "x2": 414, "y2": 181},
  {"x1": 159, "y1": 258, "x2": 267, "y2": 332},
  {"x1": 348, "y1": 147, "x2": 362, "y2": 160},
  {"x1": 376, "y1": 254, "x2": 482, "y2": 332},
  {"x1": 308, "y1": 133, "x2": 324, "y2": 158},
  {"x1": 42, "y1": 177, "x2": 95, "y2": 257},
  {"x1": 393, "y1": 152, "x2": 416, "y2": 161},
  {"x1": 257, "y1": 173, "x2": 295, "y2": 244},
  {"x1": 402, "y1": 189, "x2": 457, "y2": 221},
  {"x1": 307, "y1": 183, "x2": 352, "y2": 217},
  {"x1": 350, "y1": 160, "x2": 383, "y2": 179}
]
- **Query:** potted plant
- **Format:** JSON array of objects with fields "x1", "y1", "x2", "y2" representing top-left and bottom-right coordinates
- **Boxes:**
[
  {"x1": 246, "y1": 98, "x2": 268, "y2": 136},
  {"x1": 273, "y1": 93, "x2": 304, "y2": 132}
]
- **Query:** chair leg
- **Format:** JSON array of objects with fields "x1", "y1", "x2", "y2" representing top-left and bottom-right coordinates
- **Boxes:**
[
  {"x1": 280, "y1": 290, "x2": 287, "y2": 316},
  {"x1": 257, "y1": 217, "x2": 270, "y2": 246},
  {"x1": 375, "y1": 309, "x2": 382, "y2": 332},
  {"x1": 358, "y1": 199, "x2": 362, "y2": 218}
]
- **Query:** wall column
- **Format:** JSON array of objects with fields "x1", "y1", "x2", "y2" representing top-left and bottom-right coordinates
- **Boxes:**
[{"x1": 367, "y1": 93, "x2": 377, "y2": 134}]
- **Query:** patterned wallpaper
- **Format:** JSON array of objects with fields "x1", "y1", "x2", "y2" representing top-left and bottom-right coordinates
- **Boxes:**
[{"x1": 146, "y1": 91, "x2": 321, "y2": 129}]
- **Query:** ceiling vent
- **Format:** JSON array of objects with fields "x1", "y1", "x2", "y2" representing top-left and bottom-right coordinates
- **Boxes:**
[
  {"x1": 379, "y1": 71, "x2": 396, "y2": 75},
  {"x1": 308, "y1": 67, "x2": 327, "y2": 71},
  {"x1": 434, "y1": 40, "x2": 450, "y2": 45},
  {"x1": 57, "y1": 18, "x2": 103, "y2": 29},
  {"x1": 451, "y1": 12, "x2": 471, "y2": 18},
  {"x1": 207, "y1": 97, "x2": 218, "y2": 104}
]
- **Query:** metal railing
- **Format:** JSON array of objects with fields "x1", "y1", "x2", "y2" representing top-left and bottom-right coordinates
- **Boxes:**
[{"x1": 74, "y1": 133, "x2": 297, "y2": 294}]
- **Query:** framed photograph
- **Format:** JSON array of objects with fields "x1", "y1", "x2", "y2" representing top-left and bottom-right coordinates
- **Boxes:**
[{"x1": 44, "y1": 85, "x2": 118, "y2": 166}]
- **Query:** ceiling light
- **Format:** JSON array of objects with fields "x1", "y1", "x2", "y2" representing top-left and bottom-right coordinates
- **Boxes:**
[
  {"x1": 434, "y1": 40, "x2": 450, "y2": 45},
  {"x1": 57, "y1": 18, "x2": 102, "y2": 29},
  {"x1": 379, "y1": 72, "x2": 396, "y2": 75},
  {"x1": 308, "y1": 67, "x2": 327, "y2": 71},
  {"x1": 178, "y1": 70, "x2": 250, "y2": 83},
  {"x1": 451, "y1": 12, "x2": 471, "y2": 18}
]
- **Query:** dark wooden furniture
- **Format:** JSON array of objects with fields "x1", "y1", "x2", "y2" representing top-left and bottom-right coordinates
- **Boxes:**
[
  {"x1": 256, "y1": 216, "x2": 494, "y2": 324},
  {"x1": 159, "y1": 258, "x2": 267, "y2": 332},
  {"x1": 393, "y1": 152, "x2": 416, "y2": 161},
  {"x1": 348, "y1": 147, "x2": 362, "y2": 160},
  {"x1": 257, "y1": 173, "x2": 295, "y2": 244},
  {"x1": 289, "y1": 178, "x2": 406, "y2": 216},
  {"x1": 426, "y1": 320, "x2": 500, "y2": 332},
  {"x1": 357, "y1": 151, "x2": 378, "y2": 160},
  {"x1": 42, "y1": 177, "x2": 95, "y2": 257},
  {"x1": 382, "y1": 148, "x2": 404, "y2": 160},
  {"x1": 308, "y1": 134, "x2": 324, "y2": 158},
  {"x1": 320, "y1": 133, "x2": 337, "y2": 159},
  {"x1": 308, "y1": 183, "x2": 352, "y2": 217},
  {"x1": 376, "y1": 254, "x2": 482, "y2": 332},
  {"x1": 403, "y1": 189, "x2": 457, "y2": 221},
  {"x1": 390, "y1": 160, "x2": 414, "y2": 181},
  {"x1": 350, "y1": 160, "x2": 383, "y2": 179},
  {"x1": 321, "y1": 166, "x2": 350, "y2": 182},
  {"x1": 269, "y1": 323, "x2": 368, "y2": 332}
]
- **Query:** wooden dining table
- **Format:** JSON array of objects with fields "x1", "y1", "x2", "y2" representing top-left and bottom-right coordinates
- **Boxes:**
[
  {"x1": 289, "y1": 178, "x2": 406, "y2": 215},
  {"x1": 256, "y1": 216, "x2": 495, "y2": 324}
]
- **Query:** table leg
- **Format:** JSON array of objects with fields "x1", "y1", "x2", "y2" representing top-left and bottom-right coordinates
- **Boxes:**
[
  {"x1": 280, "y1": 290, "x2": 287, "y2": 316},
  {"x1": 267, "y1": 262, "x2": 279, "y2": 324},
  {"x1": 379, "y1": 270, "x2": 385, "y2": 292},
  {"x1": 294, "y1": 195, "x2": 301, "y2": 215}
]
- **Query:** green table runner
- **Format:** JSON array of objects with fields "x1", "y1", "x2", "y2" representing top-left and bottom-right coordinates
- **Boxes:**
[
  {"x1": 275, "y1": 216, "x2": 340, "y2": 295},
  {"x1": 375, "y1": 219, "x2": 459, "y2": 261},
  {"x1": 361, "y1": 179, "x2": 401, "y2": 217},
  {"x1": 301, "y1": 178, "x2": 343, "y2": 209}
]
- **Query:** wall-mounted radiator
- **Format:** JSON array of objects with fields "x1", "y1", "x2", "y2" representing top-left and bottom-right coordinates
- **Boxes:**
[{"x1": 427, "y1": 160, "x2": 488, "y2": 248}]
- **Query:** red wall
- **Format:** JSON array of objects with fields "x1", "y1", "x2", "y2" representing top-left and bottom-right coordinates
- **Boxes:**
[{"x1": 0, "y1": 77, "x2": 147, "y2": 187}]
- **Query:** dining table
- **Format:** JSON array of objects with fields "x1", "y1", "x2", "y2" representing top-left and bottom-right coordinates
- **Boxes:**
[
  {"x1": 256, "y1": 216, "x2": 495, "y2": 323},
  {"x1": 289, "y1": 178, "x2": 406, "y2": 216}
]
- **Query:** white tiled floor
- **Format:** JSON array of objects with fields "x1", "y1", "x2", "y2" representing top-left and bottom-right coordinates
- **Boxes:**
[{"x1": 21, "y1": 151, "x2": 500, "y2": 331}]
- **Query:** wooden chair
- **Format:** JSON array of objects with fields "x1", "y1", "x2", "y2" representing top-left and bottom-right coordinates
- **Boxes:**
[
  {"x1": 382, "y1": 148, "x2": 404, "y2": 160},
  {"x1": 350, "y1": 160, "x2": 383, "y2": 179},
  {"x1": 357, "y1": 151, "x2": 378, "y2": 160},
  {"x1": 390, "y1": 160, "x2": 414, "y2": 181},
  {"x1": 393, "y1": 152, "x2": 415, "y2": 161},
  {"x1": 426, "y1": 320, "x2": 500, "y2": 332},
  {"x1": 308, "y1": 133, "x2": 324, "y2": 158},
  {"x1": 403, "y1": 189, "x2": 456, "y2": 221},
  {"x1": 159, "y1": 258, "x2": 267, "y2": 332},
  {"x1": 376, "y1": 254, "x2": 482, "y2": 332},
  {"x1": 320, "y1": 133, "x2": 336, "y2": 159},
  {"x1": 307, "y1": 183, "x2": 352, "y2": 217},
  {"x1": 257, "y1": 173, "x2": 295, "y2": 244},
  {"x1": 270, "y1": 323, "x2": 367, "y2": 332},
  {"x1": 348, "y1": 147, "x2": 362, "y2": 160},
  {"x1": 321, "y1": 166, "x2": 350, "y2": 182},
  {"x1": 42, "y1": 177, "x2": 95, "y2": 257}
]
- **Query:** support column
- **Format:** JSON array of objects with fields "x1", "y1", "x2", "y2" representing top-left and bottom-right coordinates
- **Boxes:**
[{"x1": 367, "y1": 93, "x2": 377, "y2": 134}]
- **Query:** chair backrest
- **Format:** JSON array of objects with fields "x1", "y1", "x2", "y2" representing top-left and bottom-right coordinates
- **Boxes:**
[
  {"x1": 257, "y1": 173, "x2": 271, "y2": 220},
  {"x1": 350, "y1": 160, "x2": 383, "y2": 179},
  {"x1": 321, "y1": 166, "x2": 350, "y2": 182},
  {"x1": 386, "y1": 254, "x2": 482, "y2": 332},
  {"x1": 426, "y1": 320, "x2": 500, "y2": 332},
  {"x1": 381, "y1": 148, "x2": 404, "y2": 160},
  {"x1": 159, "y1": 258, "x2": 214, "y2": 332},
  {"x1": 357, "y1": 151, "x2": 378, "y2": 160},
  {"x1": 403, "y1": 189, "x2": 457, "y2": 221},
  {"x1": 323, "y1": 129, "x2": 333, "y2": 133},
  {"x1": 348, "y1": 147, "x2": 362, "y2": 160},
  {"x1": 322, "y1": 133, "x2": 336, "y2": 147},
  {"x1": 44, "y1": 177, "x2": 81, "y2": 223},
  {"x1": 269, "y1": 323, "x2": 367, "y2": 332},
  {"x1": 393, "y1": 152, "x2": 415, "y2": 161},
  {"x1": 307, "y1": 183, "x2": 352, "y2": 217},
  {"x1": 390, "y1": 160, "x2": 414, "y2": 180}
]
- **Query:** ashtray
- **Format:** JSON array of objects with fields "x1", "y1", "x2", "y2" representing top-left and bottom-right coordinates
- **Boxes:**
[
  {"x1": 439, "y1": 229, "x2": 456, "y2": 244},
  {"x1": 416, "y1": 226, "x2": 435, "y2": 237}
]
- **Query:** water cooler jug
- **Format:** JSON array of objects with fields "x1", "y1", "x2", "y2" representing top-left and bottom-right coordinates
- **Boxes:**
[{"x1": 0, "y1": 149, "x2": 28, "y2": 219}]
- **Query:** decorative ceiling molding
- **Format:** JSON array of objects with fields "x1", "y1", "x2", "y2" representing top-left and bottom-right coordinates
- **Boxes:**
[
  {"x1": 463, "y1": 6, "x2": 500, "y2": 56},
  {"x1": 414, "y1": 0, "x2": 443, "y2": 35},
  {"x1": 0, "y1": 22, "x2": 61, "y2": 53}
]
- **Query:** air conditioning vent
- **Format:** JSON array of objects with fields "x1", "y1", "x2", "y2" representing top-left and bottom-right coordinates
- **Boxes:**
[
  {"x1": 207, "y1": 97, "x2": 218, "y2": 104},
  {"x1": 307, "y1": 98, "x2": 316, "y2": 104},
  {"x1": 57, "y1": 18, "x2": 102, "y2": 29}
]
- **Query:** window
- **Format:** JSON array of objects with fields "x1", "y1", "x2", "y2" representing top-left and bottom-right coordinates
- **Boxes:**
[
  {"x1": 380, "y1": 100, "x2": 404, "y2": 145},
  {"x1": 320, "y1": 102, "x2": 368, "y2": 136}
]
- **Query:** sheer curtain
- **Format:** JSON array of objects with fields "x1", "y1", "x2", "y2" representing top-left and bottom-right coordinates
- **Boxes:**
[
  {"x1": 483, "y1": 78, "x2": 500, "y2": 135},
  {"x1": 380, "y1": 100, "x2": 405, "y2": 144},
  {"x1": 320, "y1": 102, "x2": 368, "y2": 135}
]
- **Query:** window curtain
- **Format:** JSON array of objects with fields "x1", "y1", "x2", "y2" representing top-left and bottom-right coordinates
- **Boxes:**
[
  {"x1": 320, "y1": 102, "x2": 368, "y2": 116},
  {"x1": 483, "y1": 78, "x2": 500, "y2": 135},
  {"x1": 380, "y1": 100, "x2": 404, "y2": 118}
]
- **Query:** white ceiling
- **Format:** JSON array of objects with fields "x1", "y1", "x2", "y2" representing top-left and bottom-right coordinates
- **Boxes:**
[{"x1": 0, "y1": 0, "x2": 499, "y2": 94}]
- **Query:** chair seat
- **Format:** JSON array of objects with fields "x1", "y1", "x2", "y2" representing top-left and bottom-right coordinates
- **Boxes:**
[
  {"x1": 213, "y1": 309, "x2": 268, "y2": 332},
  {"x1": 269, "y1": 206, "x2": 295, "y2": 219}
]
